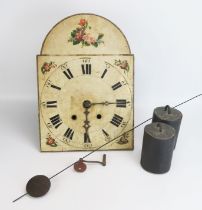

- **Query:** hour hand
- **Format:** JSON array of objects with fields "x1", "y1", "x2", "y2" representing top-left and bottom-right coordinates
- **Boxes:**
[{"x1": 83, "y1": 100, "x2": 91, "y2": 143}]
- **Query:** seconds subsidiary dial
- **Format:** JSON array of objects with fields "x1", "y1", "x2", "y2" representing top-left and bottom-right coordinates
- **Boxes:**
[{"x1": 40, "y1": 56, "x2": 133, "y2": 150}]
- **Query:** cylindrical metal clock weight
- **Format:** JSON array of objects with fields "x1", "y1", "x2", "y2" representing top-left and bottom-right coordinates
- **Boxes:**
[
  {"x1": 152, "y1": 105, "x2": 183, "y2": 149},
  {"x1": 140, "y1": 122, "x2": 176, "y2": 174}
]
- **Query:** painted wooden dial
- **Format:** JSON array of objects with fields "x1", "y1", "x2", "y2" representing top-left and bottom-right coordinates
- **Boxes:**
[{"x1": 40, "y1": 57, "x2": 132, "y2": 149}]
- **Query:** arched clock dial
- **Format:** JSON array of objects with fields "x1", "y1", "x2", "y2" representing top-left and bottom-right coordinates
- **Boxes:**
[
  {"x1": 37, "y1": 14, "x2": 134, "y2": 151},
  {"x1": 40, "y1": 57, "x2": 133, "y2": 150}
]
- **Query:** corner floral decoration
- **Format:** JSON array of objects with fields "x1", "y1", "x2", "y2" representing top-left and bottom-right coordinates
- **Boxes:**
[
  {"x1": 68, "y1": 18, "x2": 104, "y2": 47},
  {"x1": 117, "y1": 133, "x2": 129, "y2": 145},
  {"x1": 114, "y1": 59, "x2": 129, "y2": 74},
  {"x1": 46, "y1": 134, "x2": 57, "y2": 147},
  {"x1": 41, "y1": 62, "x2": 57, "y2": 75}
]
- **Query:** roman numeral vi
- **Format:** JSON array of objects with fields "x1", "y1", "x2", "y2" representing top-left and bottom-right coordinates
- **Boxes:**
[{"x1": 84, "y1": 133, "x2": 91, "y2": 143}]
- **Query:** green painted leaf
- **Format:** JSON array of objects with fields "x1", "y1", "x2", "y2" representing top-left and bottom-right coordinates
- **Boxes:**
[
  {"x1": 73, "y1": 40, "x2": 80, "y2": 45},
  {"x1": 93, "y1": 42, "x2": 98, "y2": 47},
  {"x1": 97, "y1": 39, "x2": 104, "y2": 44},
  {"x1": 97, "y1": 33, "x2": 104, "y2": 40},
  {"x1": 71, "y1": 30, "x2": 77, "y2": 37},
  {"x1": 84, "y1": 41, "x2": 90, "y2": 46}
]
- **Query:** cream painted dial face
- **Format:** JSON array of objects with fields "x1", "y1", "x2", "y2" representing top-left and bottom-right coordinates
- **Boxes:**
[{"x1": 40, "y1": 57, "x2": 132, "y2": 149}]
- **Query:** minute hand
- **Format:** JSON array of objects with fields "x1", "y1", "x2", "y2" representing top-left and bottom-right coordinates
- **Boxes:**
[{"x1": 91, "y1": 101, "x2": 130, "y2": 106}]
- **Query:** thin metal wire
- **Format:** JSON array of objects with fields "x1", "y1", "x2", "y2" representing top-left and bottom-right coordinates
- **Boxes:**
[
  {"x1": 13, "y1": 94, "x2": 202, "y2": 203},
  {"x1": 49, "y1": 163, "x2": 75, "y2": 180},
  {"x1": 173, "y1": 94, "x2": 202, "y2": 108},
  {"x1": 13, "y1": 193, "x2": 28, "y2": 203}
]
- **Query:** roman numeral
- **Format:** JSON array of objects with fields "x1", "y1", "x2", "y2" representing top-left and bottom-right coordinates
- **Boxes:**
[
  {"x1": 101, "y1": 69, "x2": 108, "y2": 78},
  {"x1": 116, "y1": 99, "x2": 127, "y2": 108},
  {"x1": 112, "y1": 82, "x2": 122, "y2": 90},
  {"x1": 47, "y1": 101, "x2": 57, "y2": 108},
  {"x1": 110, "y1": 114, "x2": 123, "y2": 127},
  {"x1": 50, "y1": 114, "x2": 62, "y2": 129},
  {"x1": 50, "y1": 84, "x2": 61, "y2": 90},
  {"x1": 64, "y1": 128, "x2": 74, "y2": 140},
  {"x1": 81, "y1": 64, "x2": 91, "y2": 74},
  {"x1": 102, "y1": 129, "x2": 109, "y2": 137},
  {"x1": 84, "y1": 133, "x2": 91, "y2": 143},
  {"x1": 63, "y1": 68, "x2": 74, "y2": 79}
]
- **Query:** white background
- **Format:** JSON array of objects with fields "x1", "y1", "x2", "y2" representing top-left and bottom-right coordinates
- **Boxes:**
[{"x1": 0, "y1": 0, "x2": 202, "y2": 210}]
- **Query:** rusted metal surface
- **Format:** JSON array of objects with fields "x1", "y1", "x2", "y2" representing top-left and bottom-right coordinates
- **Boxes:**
[
  {"x1": 26, "y1": 175, "x2": 51, "y2": 197},
  {"x1": 74, "y1": 154, "x2": 106, "y2": 172},
  {"x1": 74, "y1": 159, "x2": 87, "y2": 172}
]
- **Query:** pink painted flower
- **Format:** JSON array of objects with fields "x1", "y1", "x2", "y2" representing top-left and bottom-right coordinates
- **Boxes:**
[
  {"x1": 47, "y1": 138, "x2": 55, "y2": 145},
  {"x1": 120, "y1": 60, "x2": 129, "y2": 70},
  {"x1": 44, "y1": 63, "x2": 50, "y2": 71},
  {"x1": 68, "y1": 19, "x2": 104, "y2": 47},
  {"x1": 46, "y1": 135, "x2": 57, "y2": 147},
  {"x1": 89, "y1": 37, "x2": 95, "y2": 44},
  {"x1": 83, "y1": 34, "x2": 95, "y2": 44},
  {"x1": 75, "y1": 31, "x2": 84, "y2": 41}
]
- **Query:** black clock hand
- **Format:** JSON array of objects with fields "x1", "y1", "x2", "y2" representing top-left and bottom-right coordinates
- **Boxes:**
[
  {"x1": 83, "y1": 100, "x2": 91, "y2": 143},
  {"x1": 91, "y1": 100, "x2": 130, "y2": 106}
]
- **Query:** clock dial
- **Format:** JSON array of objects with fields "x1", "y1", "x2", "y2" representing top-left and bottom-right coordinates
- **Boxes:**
[{"x1": 39, "y1": 56, "x2": 133, "y2": 150}]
